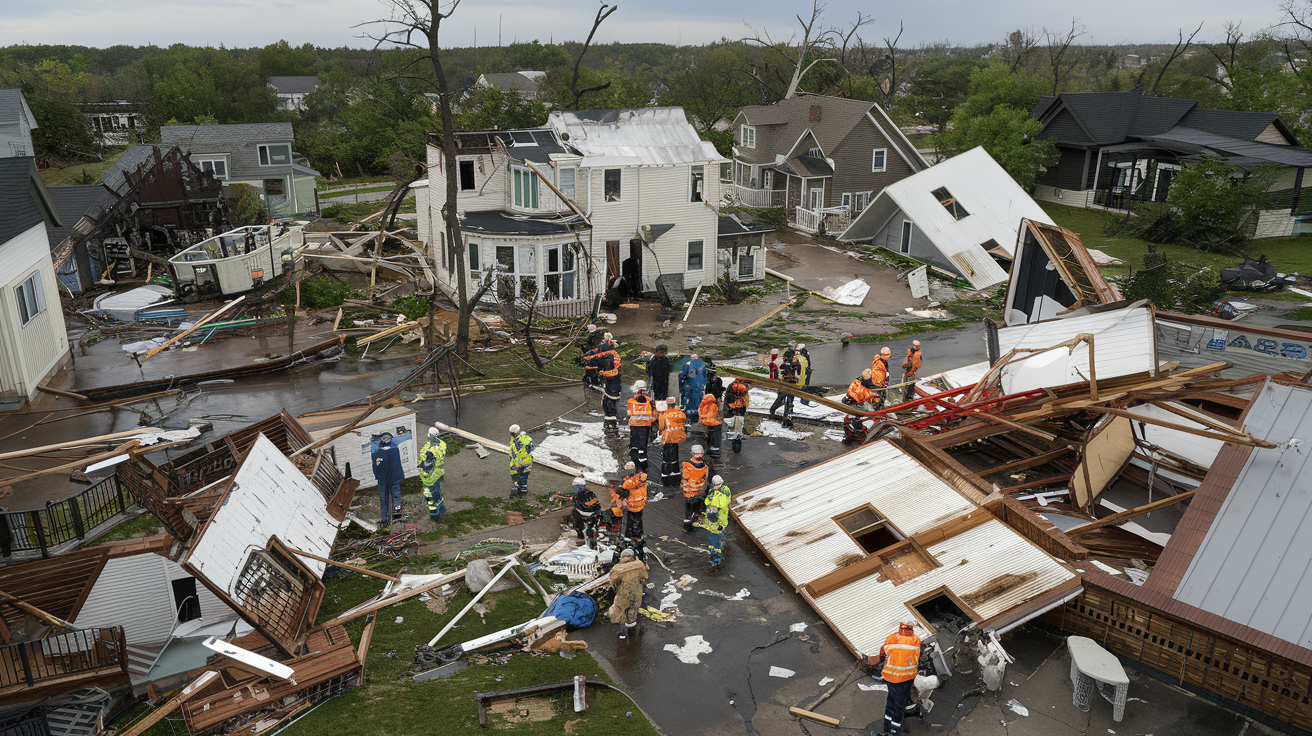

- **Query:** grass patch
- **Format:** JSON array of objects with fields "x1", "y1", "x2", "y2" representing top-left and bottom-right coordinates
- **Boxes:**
[
  {"x1": 318, "y1": 175, "x2": 397, "y2": 190},
  {"x1": 849, "y1": 320, "x2": 964, "y2": 342},
  {"x1": 322, "y1": 196, "x2": 416, "y2": 223},
  {"x1": 39, "y1": 147, "x2": 131, "y2": 186},
  {"x1": 95, "y1": 511, "x2": 165, "y2": 542},
  {"x1": 1281, "y1": 306, "x2": 1312, "y2": 321},
  {"x1": 321, "y1": 184, "x2": 401, "y2": 198}
]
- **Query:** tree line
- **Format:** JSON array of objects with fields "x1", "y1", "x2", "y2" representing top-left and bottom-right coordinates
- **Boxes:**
[{"x1": 2, "y1": 0, "x2": 1311, "y2": 189}]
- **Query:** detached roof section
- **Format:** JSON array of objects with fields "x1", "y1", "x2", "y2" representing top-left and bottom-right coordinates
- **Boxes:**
[
  {"x1": 995, "y1": 302, "x2": 1158, "y2": 394},
  {"x1": 546, "y1": 107, "x2": 726, "y2": 167},
  {"x1": 0, "y1": 156, "x2": 60, "y2": 244},
  {"x1": 839, "y1": 147, "x2": 1047, "y2": 289},
  {"x1": 460, "y1": 209, "x2": 585, "y2": 236}
]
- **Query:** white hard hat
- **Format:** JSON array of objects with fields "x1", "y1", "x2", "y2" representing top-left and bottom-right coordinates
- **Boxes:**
[
  {"x1": 620, "y1": 548, "x2": 636, "y2": 558},
  {"x1": 625, "y1": 461, "x2": 636, "y2": 470},
  {"x1": 691, "y1": 444, "x2": 704, "y2": 455},
  {"x1": 712, "y1": 475, "x2": 724, "y2": 485},
  {"x1": 656, "y1": 400, "x2": 668, "y2": 411},
  {"x1": 797, "y1": 343, "x2": 806, "y2": 350},
  {"x1": 509, "y1": 424, "x2": 521, "y2": 434},
  {"x1": 634, "y1": 380, "x2": 647, "y2": 391},
  {"x1": 603, "y1": 332, "x2": 614, "y2": 341},
  {"x1": 573, "y1": 476, "x2": 587, "y2": 486},
  {"x1": 428, "y1": 426, "x2": 440, "y2": 437}
]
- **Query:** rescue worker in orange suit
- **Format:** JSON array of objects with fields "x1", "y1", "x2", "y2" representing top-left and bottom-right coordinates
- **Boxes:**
[
  {"x1": 657, "y1": 398, "x2": 687, "y2": 487},
  {"x1": 871, "y1": 622, "x2": 922, "y2": 736},
  {"x1": 901, "y1": 340, "x2": 922, "y2": 404},
  {"x1": 870, "y1": 347, "x2": 892, "y2": 409},
  {"x1": 596, "y1": 334, "x2": 623, "y2": 424},
  {"x1": 681, "y1": 445, "x2": 710, "y2": 532},
  {"x1": 724, "y1": 377, "x2": 751, "y2": 453},
  {"x1": 846, "y1": 368, "x2": 878, "y2": 410},
  {"x1": 570, "y1": 476, "x2": 600, "y2": 549},
  {"x1": 605, "y1": 479, "x2": 625, "y2": 540},
  {"x1": 627, "y1": 380, "x2": 655, "y2": 471},
  {"x1": 618, "y1": 461, "x2": 648, "y2": 559},
  {"x1": 698, "y1": 391, "x2": 722, "y2": 458}
]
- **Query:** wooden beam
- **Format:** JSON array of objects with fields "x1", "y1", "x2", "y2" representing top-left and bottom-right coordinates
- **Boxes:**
[
  {"x1": 1148, "y1": 401, "x2": 1239, "y2": 434},
  {"x1": 143, "y1": 296, "x2": 246, "y2": 361},
  {"x1": 0, "y1": 588, "x2": 77, "y2": 628},
  {"x1": 0, "y1": 441, "x2": 139, "y2": 486},
  {"x1": 1067, "y1": 489, "x2": 1197, "y2": 536},
  {"x1": 432, "y1": 421, "x2": 586, "y2": 477},
  {"x1": 0, "y1": 428, "x2": 159, "y2": 462},
  {"x1": 983, "y1": 447, "x2": 1074, "y2": 477},
  {"x1": 734, "y1": 302, "x2": 790, "y2": 334},
  {"x1": 36, "y1": 385, "x2": 88, "y2": 401},
  {"x1": 1083, "y1": 406, "x2": 1275, "y2": 448},
  {"x1": 789, "y1": 707, "x2": 840, "y2": 727},
  {"x1": 286, "y1": 547, "x2": 400, "y2": 583},
  {"x1": 1003, "y1": 473, "x2": 1073, "y2": 493}
]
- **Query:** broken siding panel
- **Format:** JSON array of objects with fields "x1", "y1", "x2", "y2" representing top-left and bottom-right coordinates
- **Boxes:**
[
  {"x1": 183, "y1": 433, "x2": 340, "y2": 598},
  {"x1": 73, "y1": 554, "x2": 177, "y2": 646},
  {"x1": 997, "y1": 304, "x2": 1157, "y2": 392},
  {"x1": 812, "y1": 519, "x2": 1077, "y2": 655},
  {"x1": 733, "y1": 441, "x2": 976, "y2": 587}
]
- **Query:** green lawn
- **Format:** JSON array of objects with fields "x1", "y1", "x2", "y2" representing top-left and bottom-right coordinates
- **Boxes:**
[
  {"x1": 321, "y1": 184, "x2": 402, "y2": 198},
  {"x1": 319, "y1": 175, "x2": 398, "y2": 190},
  {"x1": 1040, "y1": 203, "x2": 1312, "y2": 281},
  {"x1": 39, "y1": 147, "x2": 131, "y2": 186}
]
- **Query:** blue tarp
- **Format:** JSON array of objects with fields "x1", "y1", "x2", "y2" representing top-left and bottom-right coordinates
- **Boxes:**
[{"x1": 543, "y1": 592, "x2": 597, "y2": 629}]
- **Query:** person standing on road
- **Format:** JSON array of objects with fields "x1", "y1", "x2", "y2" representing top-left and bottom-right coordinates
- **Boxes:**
[
  {"x1": 724, "y1": 377, "x2": 751, "y2": 453},
  {"x1": 703, "y1": 357, "x2": 722, "y2": 401},
  {"x1": 371, "y1": 433, "x2": 404, "y2": 526},
  {"x1": 871, "y1": 347, "x2": 892, "y2": 409},
  {"x1": 901, "y1": 341, "x2": 922, "y2": 404},
  {"x1": 681, "y1": 445, "x2": 710, "y2": 532},
  {"x1": 872, "y1": 622, "x2": 922, "y2": 736},
  {"x1": 646, "y1": 344, "x2": 672, "y2": 400},
  {"x1": 607, "y1": 548, "x2": 648, "y2": 640},
  {"x1": 767, "y1": 347, "x2": 782, "y2": 380},
  {"x1": 768, "y1": 347, "x2": 797, "y2": 421},
  {"x1": 626, "y1": 380, "x2": 656, "y2": 471},
  {"x1": 508, "y1": 425, "x2": 534, "y2": 497},
  {"x1": 699, "y1": 391, "x2": 722, "y2": 458},
  {"x1": 678, "y1": 353, "x2": 708, "y2": 422},
  {"x1": 418, "y1": 427, "x2": 447, "y2": 522},
  {"x1": 619, "y1": 461, "x2": 648, "y2": 558},
  {"x1": 596, "y1": 334, "x2": 623, "y2": 424},
  {"x1": 657, "y1": 398, "x2": 687, "y2": 487},
  {"x1": 696, "y1": 475, "x2": 732, "y2": 570},
  {"x1": 570, "y1": 476, "x2": 600, "y2": 549},
  {"x1": 796, "y1": 344, "x2": 812, "y2": 406}
]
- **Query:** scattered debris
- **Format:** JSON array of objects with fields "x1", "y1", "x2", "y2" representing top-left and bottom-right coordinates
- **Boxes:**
[
  {"x1": 664, "y1": 635, "x2": 714, "y2": 664},
  {"x1": 769, "y1": 666, "x2": 796, "y2": 678}
]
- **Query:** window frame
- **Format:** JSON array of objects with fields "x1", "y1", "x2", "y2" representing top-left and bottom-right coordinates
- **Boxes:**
[
  {"x1": 900, "y1": 220, "x2": 913, "y2": 255},
  {"x1": 257, "y1": 143, "x2": 292, "y2": 167},
  {"x1": 833, "y1": 504, "x2": 906, "y2": 555},
  {"x1": 543, "y1": 244, "x2": 578, "y2": 301},
  {"x1": 558, "y1": 167, "x2": 576, "y2": 201},
  {"x1": 872, "y1": 148, "x2": 887, "y2": 173},
  {"x1": 459, "y1": 160, "x2": 476, "y2": 191},
  {"x1": 738, "y1": 246, "x2": 755, "y2": 278},
  {"x1": 931, "y1": 186, "x2": 969, "y2": 220},
  {"x1": 690, "y1": 164, "x2": 705, "y2": 203},
  {"x1": 808, "y1": 146, "x2": 823, "y2": 159},
  {"x1": 512, "y1": 166, "x2": 540, "y2": 209},
  {"x1": 855, "y1": 191, "x2": 872, "y2": 213},
  {"x1": 719, "y1": 162, "x2": 732, "y2": 184},
  {"x1": 686, "y1": 240, "x2": 705, "y2": 271},
  {"x1": 196, "y1": 157, "x2": 228, "y2": 179},
  {"x1": 15, "y1": 272, "x2": 46, "y2": 327},
  {"x1": 741, "y1": 125, "x2": 756, "y2": 149},
  {"x1": 468, "y1": 240, "x2": 480, "y2": 273},
  {"x1": 841, "y1": 192, "x2": 852, "y2": 210},
  {"x1": 603, "y1": 168, "x2": 622, "y2": 202}
]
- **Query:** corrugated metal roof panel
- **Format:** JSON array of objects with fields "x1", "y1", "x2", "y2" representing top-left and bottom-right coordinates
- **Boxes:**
[
  {"x1": 732, "y1": 441, "x2": 975, "y2": 588},
  {"x1": 812, "y1": 519, "x2": 1077, "y2": 655},
  {"x1": 838, "y1": 147, "x2": 1053, "y2": 289},
  {"x1": 1173, "y1": 380, "x2": 1312, "y2": 649},
  {"x1": 996, "y1": 303, "x2": 1157, "y2": 393},
  {"x1": 546, "y1": 108, "x2": 727, "y2": 167}
]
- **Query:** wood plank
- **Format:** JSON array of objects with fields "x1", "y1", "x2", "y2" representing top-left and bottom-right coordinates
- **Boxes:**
[
  {"x1": 1082, "y1": 406, "x2": 1275, "y2": 448},
  {"x1": 143, "y1": 296, "x2": 245, "y2": 361},
  {"x1": 983, "y1": 448, "x2": 1072, "y2": 476},
  {"x1": 1068, "y1": 489, "x2": 1197, "y2": 536},
  {"x1": 789, "y1": 706, "x2": 840, "y2": 726},
  {"x1": 36, "y1": 385, "x2": 89, "y2": 401}
]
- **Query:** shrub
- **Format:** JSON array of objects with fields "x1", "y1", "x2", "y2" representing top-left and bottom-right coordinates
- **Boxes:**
[
  {"x1": 321, "y1": 204, "x2": 346, "y2": 220},
  {"x1": 393, "y1": 295, "x2": 430, "y2": 320},
  {"x1": 1117, "y1": 250, "x2": 1226, "y2": 314},
  {"x1": 283, "y1": 274, "x2": 355, "y2": 310},
  {"x1": 230, "y1": 183, "x2": 268, "y2": 226}
]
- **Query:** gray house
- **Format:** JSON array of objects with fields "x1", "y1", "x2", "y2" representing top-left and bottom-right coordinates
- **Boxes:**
[
  {"x1": 0, "y1": 89, "x2": 37, "y2": 158},
  {"x1": 474, "y1": 71, "x2": 545, "y2": 100},
  {"x1": 268, "y1": 76, "x2": 319, "y2": 113},
  {"x1": 161, "y1": 123, "x2": 318, "y2": 216}
]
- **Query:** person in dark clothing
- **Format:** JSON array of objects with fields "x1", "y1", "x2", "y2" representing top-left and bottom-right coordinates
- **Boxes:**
[
  {"x1": 646, "y1": 344, "x2": 672, "y2": 400},
  {"x1": 769, "y1": 348, "x2": 797, "y2": 419},
  {"x1": 703, "y1": 358, "x2": 722, "y2": 401},
  {"x1": 570, "y1": 477, "x2": 601, "y2": 549},
  {"x1": 371, "y1": 433, "x2": 405, "y2": 526}
]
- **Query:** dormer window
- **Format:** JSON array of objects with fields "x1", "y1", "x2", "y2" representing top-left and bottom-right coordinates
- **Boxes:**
[
  {"x1": 808, "y1": 147, "x2": 823, "y2": 159},
  {"x1": 513, "y1": 166, "x2": 539, "y2": 208},
  {"x1": 258, "y1": 144, "x2": 291, "y2": 166},
  {"x1": 932, "y1": 187, "x2": 969, "y2": 220}
]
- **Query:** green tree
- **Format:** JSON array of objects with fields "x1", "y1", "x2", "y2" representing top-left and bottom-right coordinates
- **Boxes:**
[
  {"x1": 138, "y1": 46, "x2": 278, "y2": 128},
  {"x1": 230, "y1": 183, "x2": 268, "y2": 225},
  {"x1": 896, "y1": 54, "x2": 977, "y2": 130},
  {"x1": 257, "y1": 40, "x2": 319, "y2": 78},
  {"x1": 454, "y1": 86, "x2": 549, "y2": 131},
  {"x1": 27, "y1": 96, "x2": 96, "y2": 160},
  {"x1": 937, "y1": 60, "x2": 1056, "y2": 190},
  {"x1": 1164, "y1": 161, "x2": 1277, "y2": 250},
  {"x1": 662, "y1": 44, "x2": 762, "y2": 144},
  {"x1": 953, "y1": 59, "x2": 1047, "y2": 119}
]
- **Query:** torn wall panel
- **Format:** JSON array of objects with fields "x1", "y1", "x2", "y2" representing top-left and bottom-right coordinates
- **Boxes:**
[{"x1": 1071, "y1": 415, "x2": 1136, "y2": 507}]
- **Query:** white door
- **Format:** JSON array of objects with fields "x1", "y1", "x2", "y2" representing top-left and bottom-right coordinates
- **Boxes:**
[{"x1": 808, "y1": 183, "x2": 824, "y2": 209}]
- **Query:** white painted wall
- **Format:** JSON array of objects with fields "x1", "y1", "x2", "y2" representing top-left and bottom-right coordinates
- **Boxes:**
[
  {"x1": 0, "y1": 223, "x2": 70, "y2": 402},
  {"x1": 74, "y1": 553, "x2": 239, "y2": 648}
]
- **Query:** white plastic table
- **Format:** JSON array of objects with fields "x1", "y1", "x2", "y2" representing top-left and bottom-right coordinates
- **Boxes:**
[{"x1": 1067, "y1": 636, "x2": 1129, "y2": 722}]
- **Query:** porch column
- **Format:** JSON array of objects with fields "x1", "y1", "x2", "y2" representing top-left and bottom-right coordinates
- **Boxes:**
[{"x1": 1293, "y1": 167, "x2": 1305, "y2": 215}]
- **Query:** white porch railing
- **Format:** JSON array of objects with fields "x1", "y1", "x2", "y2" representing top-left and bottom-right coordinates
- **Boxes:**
[
  {"x1": 792, "y1": 206, "x2": 851, "y2": 235},
  {"x1": 726, "y1": 184, "x2": 785, "y2": 208}
]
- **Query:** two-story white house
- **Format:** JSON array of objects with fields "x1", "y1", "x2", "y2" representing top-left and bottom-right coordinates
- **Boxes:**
[{"x1": 416, "y1": 107, "x2": 729, "y2": 316}]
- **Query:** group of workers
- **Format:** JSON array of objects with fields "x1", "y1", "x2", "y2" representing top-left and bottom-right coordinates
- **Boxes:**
[
  {"x1": 842, "y1": 341, "x2": 923, "y2": 444},
  {"x1": 765, "y1": 343, "x2": 813, "y2": 429}
]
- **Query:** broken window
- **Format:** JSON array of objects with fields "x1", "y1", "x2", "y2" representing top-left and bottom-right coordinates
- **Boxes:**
[
  {"x1": 171, "y1": 577, "x2": 202, "y2": 622},
  {"x1": 687, "y1": 240, "x2": 704, "y2": 271},
  {"x1": 258, "y1": 144, "x2": 291, "y2": 166},
  {"x1": 720, "y1": 162, "x2": 732, "y2": 183},
  {"x1": 198, "y1": 159, "x2": 227, "y2": 179},
  {"x1": 738, "y1": 247, "x2": 755, "y2": 277},
  {"x1": 459, "y1": 160, "x2": 475, "y2": 191},
  {"x1": 911, "y1": 591, "x2": 974, "y2": 633},
  {"x1": 899, "y1": 221, "x2": 913, "y2": 254},
  {"x1": 872, "y1": 149, "x2": 887, "y2": 173},
  {"x1": 543, "y1": 245, "x2": 577, "y2": 301},
  {"x1": 690, "y1": 165, "x2": 705, "y2": 202},
  {"x1": 558, "y1": 167, "x2": 576, "y2": 201},
  {"x1": 604, "y1": 169, "x2": 621, "y2": 202},
  {"x1": 932, "y1": 187, "x2": 969, "y2": 220},
  {"x1": 836, "y1": 506, "x2": 904, "y2": 554}
]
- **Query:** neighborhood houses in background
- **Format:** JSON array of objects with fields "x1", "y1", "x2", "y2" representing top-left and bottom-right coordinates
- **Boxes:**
[{"x1": 161, "y1": 122, "x2": 319, "y2": 217}]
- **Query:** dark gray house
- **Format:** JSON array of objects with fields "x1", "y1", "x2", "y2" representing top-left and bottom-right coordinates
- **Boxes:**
[
  {"x1": 267, "y1": 76, "x2": 319, "y2": 112},
  {"x1": 727, "y1": 94, "x2": 928, "y2": 233},
  {"x1": 1031, "y1": 90, "x2": 1312, "y2": 237},
  {"x1": 161, "y1": 123, "x2": 319, "y2": 217}
]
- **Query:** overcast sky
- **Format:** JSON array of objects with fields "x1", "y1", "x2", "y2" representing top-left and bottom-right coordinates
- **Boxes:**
[{"x1": 0, "y1": 0, "x2": 1289, "y2": 51}]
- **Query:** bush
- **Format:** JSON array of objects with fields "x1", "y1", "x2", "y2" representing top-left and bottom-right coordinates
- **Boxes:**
[
  {"x1": 393, "y1": 295, "x2": 430, "y2": 320},
  {"x1": 230, "y1": 183, "x2": 268, "y2": 226},
  {"x1": 284, "y1": 274, "x2": 355, "y2": 310},
  {"x1": 743, "y1": 207, "x2": 786, "y2": 230},
  {"x1": 1117, "y1": 251, "x2": 1226, "y2": 314},
  {"x1": 321, "y1": 204, "x2": 346, "y2": 220},
  {"x1": 714, "y1": 274, "x2": 744, "y2": 305},
  {"x1": 1104, "y1": 201, "x2": 1180, "y2": 244}
]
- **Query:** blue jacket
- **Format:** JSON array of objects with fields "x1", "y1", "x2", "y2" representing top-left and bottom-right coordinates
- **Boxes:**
[
  {"x1": 678, "y1": 358, "x2": 707, "y2": 409},
  {"x1": 372, "y1": 440, "x2": 405, "y2": 486}
]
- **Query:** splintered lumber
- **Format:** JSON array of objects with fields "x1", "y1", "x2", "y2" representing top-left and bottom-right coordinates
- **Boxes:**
[
  {"x1": 0, "y1": 441, "x2": 140, "y2": 486},
  {"x1": 1081, "y1": 406, "x2": 1276, "y2": 448},
  {"x1": 36, "y1": 385, "x2": 88, "y2": 401},
  {"x1": 0, "y1": 588, "x2": 77, "y2": 628},
  {"x1": 1067, "y1": 489, "x2": 1198, "y2": 536},
  {"x1": 358, "y1": 320, "x2": 420, "y2": 346},
  {"x1": 432, "y1": 421, "x2": 585, "y2": 477},
  {"x1": 286, "y1": 547, "x2": 400, "y2": 583},
  {"x1": 319, "y1": 563, "x2": 497, "y2": 628},
  {"x1": 0, "y1": 428, "x2": 161, "y2": 462},
  {"x1": 118, "y1": 670, "x2": 220, "y2": 736},
  {"x1": 143, "y1": 295, "x2": 246, "y2": 361},
  {"x1": 789, "y1": 707, "x2": 840, "y2": 727},
  {"x1": 429, "y1": 555, "x2": 521, "y2": 646}
]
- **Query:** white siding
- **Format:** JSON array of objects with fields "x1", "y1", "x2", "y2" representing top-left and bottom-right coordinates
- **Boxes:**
[
  {"x1": 0, "y1": 223, "x2": 70, "y2": 402},
  {"x1": 414, "y1": 184, "x2": 430, "y2": 245},
  {"x1": 307, "y1": 409, "x2": 419, "y2": 490},
  {"x1": 164, "y1": 558, "x2": 236, "y2": 624},
  {"x1": 74, "y1": 554, "x2": 177, "y2": 647},
  {"x1": 996, "y1": 304, "x2": 1157, "y2": 393}
]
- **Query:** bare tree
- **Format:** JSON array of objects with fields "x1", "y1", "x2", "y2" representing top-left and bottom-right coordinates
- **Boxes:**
[
  {"x1": 360, "y1": 0, "x2": 476, "y2": 356},
  {"x1": 1278, "y1": 0, "x2": 1312, "y2": 53},
  {"x1": 1000, "y1": 28, "x2": 1040, "y2": 74},
  {"x1": 743, "y1": 0, "x2": 874, "y2": 99},
  {"x1": 568, "y1": 3, "x2": 619, "y2": 109},
  {"x1": 1041, "y1": 19, "x2": 1087, "y2": 94},
  {"x1": 1203, "y1": 23, "x2": 1246, "y2": 95},
  {"x1": 1139, "y1": 22, "x2": 1204, "y2": 94},
  {"x1": 878, "y1": 21, "x2": 905, "y2": 101}
]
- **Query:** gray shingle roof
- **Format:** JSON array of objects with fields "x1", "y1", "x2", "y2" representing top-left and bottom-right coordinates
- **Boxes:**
[
  {"x1": 738, "y1": 94, "x2": 878, "y2": 156},
  {"x1": 0, "y1": 89, "x2": 36, "y2": 128},
  {"x1": 1037, "y1": 91, "x2": 1301, "y2": 148},
  {"x1": 98, "y1": 144, "x2": 158, "y2": 190},
  {"x1": 267, "y1": 76, "x2": 319, "y2": 95},
  {"x1": 1179, "y1": 108, "x2": 1297, "y2": 144},
  {"x1": 0, "y1": 156, "x2": 59, "y2": 245},
  {"x1": 161, "y1": 122, "x2": 294, "y2": 145},
  {"x1": 478, "y1": 73, "x2": 543, "y2": 92},
  {"x1": 45, "y1": 185, "x2": 110, "y2": 249}
]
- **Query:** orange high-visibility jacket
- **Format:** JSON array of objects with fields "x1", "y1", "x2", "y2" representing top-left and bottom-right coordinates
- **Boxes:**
[
  {"x1": 847, "y1": 378, "x2": 876, "y2": 405},
  {"x1": 597, "y1": 344, "x2": 621, "y2": 377},
  {"x1": 681, "y1": 459, "x2": 709, "y2": 499},
  {"x1": 870, "y1": 356, "x2": 890, "y2": 387},
  {"x1": 727, "y1": 380, "x2": 751, "y2": 409},
  {"x1": 627, "y1": 396, "x2": 655, "y2": 426},
  {"x1": 902, "y1": 347, "x2": 922, "y2": 376},
  {"x1": 878, "y1": 631, "x2": 922, "y2": 683},
  {"x1": 659, "y1": 408, "x2": 687, "y2": 444},
  {"x1": 622, "y1": 473, "x2": 648, "y2": 512},
  {"x1": 699, "y1": 394, "x2": 721, "y2": 426}
]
